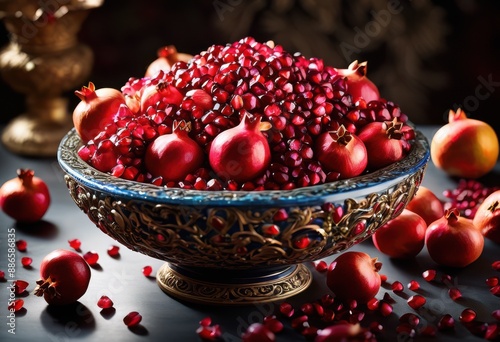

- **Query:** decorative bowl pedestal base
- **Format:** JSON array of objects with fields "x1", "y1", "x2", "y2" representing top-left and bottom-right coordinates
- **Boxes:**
[{"x1": 156, "y1": 263, "x2": 313, "y2": 305}]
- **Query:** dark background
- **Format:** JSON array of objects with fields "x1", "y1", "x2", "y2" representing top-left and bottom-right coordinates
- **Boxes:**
[{"x1": 1, "y1": 0, "x2": 500, "y2": 132}]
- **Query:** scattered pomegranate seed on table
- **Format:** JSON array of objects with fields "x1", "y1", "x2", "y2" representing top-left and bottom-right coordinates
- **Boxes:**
[
  {"x1": 68, "y1": 238, "x2": 81, "y2": 250},
  {"x1": 13, "y1": 280, "x2": 29, "y2": 294},
  {"x1": 142, "y1": 265, "x2": 153, "y2": 277},
  {"x1": 107, "y1": 245, "x2": 120, "y2": 257},
  {"x1": 123, "y1": 311, "x2": 142, "y2": 327},
  {"x1": 8, "y1": 299, "x2": 24, "y2": 312},
  {"x1": 97, "y1": 295, "x2": 114, "y2": 309},
  {"x1": 459, "y1": 308, "x2": 477, "y2": 323},
  {"x1": 21, "y1": 257, "x2": 32, "y2": 267},
  {"x1": 407, "y1": 295, "x2": 426, "y2": 310},
  {"x1": 83, "y1": 251, "x2": 99, "y2": 266},
  {"x1": 15, "y1": 239, "x2": 27, "y2": 252}
]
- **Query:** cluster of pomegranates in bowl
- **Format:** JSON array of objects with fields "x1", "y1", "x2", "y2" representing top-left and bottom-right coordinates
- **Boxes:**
[{"x1": 73, "y1": 37, "x2": 416, "y2": 191}]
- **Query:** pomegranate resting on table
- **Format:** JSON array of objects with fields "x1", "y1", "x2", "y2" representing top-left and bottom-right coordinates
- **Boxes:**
[{"x1": 74, "y1": 37, "x2": 415, "y2": 191}]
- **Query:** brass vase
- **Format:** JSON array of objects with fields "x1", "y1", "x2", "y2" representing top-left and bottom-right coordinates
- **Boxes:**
[{"x1": 0, "y1": 0, "x2": 103, "y2": 157}]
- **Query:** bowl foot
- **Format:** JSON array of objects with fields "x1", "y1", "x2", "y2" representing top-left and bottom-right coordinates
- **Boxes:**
[{"x1": 156, "y1": 263, "x2": 312, "y2": 305}]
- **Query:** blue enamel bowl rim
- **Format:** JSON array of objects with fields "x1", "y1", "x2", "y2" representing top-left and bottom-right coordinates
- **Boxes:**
[{"x1": 57, "y1": 128, "x2": 430, "y2": 207}]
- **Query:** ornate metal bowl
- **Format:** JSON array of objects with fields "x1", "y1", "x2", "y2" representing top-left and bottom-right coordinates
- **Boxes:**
[{"x1": 58, "y1": 128, "x2": 430, "y2": 305}]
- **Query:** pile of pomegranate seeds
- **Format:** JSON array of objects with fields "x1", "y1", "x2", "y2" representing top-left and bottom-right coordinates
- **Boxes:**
[
  {"x1": 78, "y1": 37, "x2": 414, "y2": 190},
  {"x1": 443, "y1": 179, "x2": 500, "y2": 219}
]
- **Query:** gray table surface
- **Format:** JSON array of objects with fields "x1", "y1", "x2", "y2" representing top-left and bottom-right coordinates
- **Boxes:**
[{"x1": 0, "y1": 126, "x2": 499, "y2": 342}]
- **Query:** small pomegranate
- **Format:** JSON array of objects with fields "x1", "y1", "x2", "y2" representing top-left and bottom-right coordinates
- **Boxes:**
[
  {"x1": 326, "y1": 251, "x2": 382, "y2": 304},
  {"x1": 425, "y1": 208, "x2": 484, "y2": 267},
  {"x1": 335, "y1": 60, "x2": 380, "y2": 103},
  {"x1": 34, "y1": 249, "x2": 91, "y2": 305},
  {"x1": 140, "y1": 81, "x2": 183, "y2": 112},
  {"x1": 0, "y1": 169, "x2": 51, "y2": 223},
  {"x1": 145, "y1": 45, "x2": 193, "y2": 77},
  {"x1": 145, "y1": 121, "x2": 204, "y2": 182},
  {"x1": 73, "y1": 82, "x2": 125, "y2": 143},
  {"x1": 473, "y1": 190, "x2": 500, "y2": 243},
  {"x1": 372, "y1": 209, "x2": 427, "y2": 258},
  {"x1": 315, "y1": 125, "x2": 368, "y2": 179},
  {"x1": 406, "y1": 186, "x2": 444, "y2": 225},
  {"x1": 357, "y1": 118, "x2": 405, "y2": 170},
  {"x1": 209, "y1": 114, "x2": 271, "y2": 183},
  {"x1": 431, "y1": 109, "x2": 499, "y2": 179}
]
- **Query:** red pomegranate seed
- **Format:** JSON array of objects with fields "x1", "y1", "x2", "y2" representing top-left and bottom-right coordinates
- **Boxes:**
[
  {"x1": 438, "y1": 314, "x2": 455, "y2": 330},
  {"x1": 273, "y1": 209, "x2": 288, "y2": 221},
  {"x1": 291, "y1": 315, "x2": 308, "y2": 330},
  {"x1": 196, "y1": 324, "x2": 222, "y2": 341},
  {"x1": 14, "y1": 280, "x2": 29, "y2": 294},
  {"x1": 322, "y1": 309, "x2": 336, "y2": 323},
  {"x1": 279, "y1": 302, "x2": 294, "y2": 318},
  {"x1": 407, "y1": 280, "x2": 420, "y2": 291},
  {"x1": 367, "y1": 298, "x2": 379, "y2": 311},
  {"x1": 68, "y1": 238, "x2": 81, "y2": 250},
  {"x1": 448, "y1": 288, "x2": 462, "y2": 301},
  {"x1": 123, "y1": 311, "x2": 142, "y2": 327},
  {"x1": 493, "y1": 261, "x2": 500, "y2": 271},
  {"x1": 486, "y1": 276, "x2": 499, "y2": 287},
  {"x1": 419, "y1": 325, "x2": 437, "y2": 337},
  {"x1": 422, "y1": 269, "x2": 437, "y2": 282},
  {"x1": 392, "y1": 281, "x2": 404, "y2": 293},
  {"x1": 379, "y1": 301, "x2": 393, "y2": 317},
  {"x1": 492, "y1": 310, "x2": 500, "y2": 321},
  {"x1": 142, "y1": 266, "x2": 153, "y2": 277},
  {"x1": 369, "y1": 321, "x2": 384, "y2": 335},
  {"x1": 15, "y1": 240, "x2": 27, "y2": 252},
  {"x1": 485, "y1": 324, "x2": 499, "y2": 340},
  {"x1": 321, "y1": 294, "x2": 334, "y2": 307},
  {"x1": 21, "y1": 257, "x2": 32, "y2": 267},
  {"x1": 263, "y1": 315, "x2": 284, "y2": 333},
  {"x1": 0, "y1": 270, "x2": 5, "y2": 280},
  {"x1": 301, "y1": 303, "x2": 313, "y2": 315},
  {"x1": 490, "y1": 285, "x2": 500, "y2": 297},
  {"x1": 97, "y1": 295, "x2": 114, "y2": 309},
  {"x1": 8, "y1": 299, "x2": 24, "y2": 312},
  {"x1": 380, "y1": 274, "x2": 388, "y2": 283},
  {"x1": 83, "y1": 251, "x2": 99, "y2": 266},
  {"x1": 459, "y1": 308, "x2": 476, "y2": 323},
  {"x1": 293, "y1": 236, "x2": 310, "y2": 249},
  {"x1": 313, "y1": 260, "x2": 328, "y2": 272},
  {"x1": 396, "y1": 323, "x2": 416, "y2": 338},
  {"x1": 441, "y1": 274, "x2": 452, "y2": 284},
  {"x1": 407, "y1": 295, "x2": 426, "y2": 310},
  {"x1": 107, "y1": 245, "x2": 120, "y2": 257},
  {"x1": 199, "y1": 317, "x2": 212, "y2": 327},
  {"x1": 399, "y1": 313, "x2": 420, "y2": 327}
]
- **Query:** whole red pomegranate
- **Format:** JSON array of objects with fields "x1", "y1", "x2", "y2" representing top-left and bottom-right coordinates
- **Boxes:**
[
  {"x1": 335, "y1": 60, "x2": 380, "y2": 103},
  {"x1": 145, "y1": 45, "x2": 193, "y2": 77},
  {"x1": 326, "y1": 251, "x2": 382, "y2": 304},
  {"x1": 73, "y1": 82, "x2": 125, "y2": 143},
  {"x1": 406, "y1": 186, "x2": 444, "y2": 226},
  {"x1": 315, "y1": 125, "x2": 367, "y2": 179},
  {"x1": 357, "y1": 118, "x2": 405, "y2": 170},
  {"x1": 34, "y1": 249, "x2": 91, "y2": 305},
  {"x1": 145, "y1": 121, "x2": 204, "y2": 182},
  {"x1": 372, "y1": 209, "x2": 427, "y2": 258},
  {"x1": 209, "y1": 114, "x2": 271, "y2": 183},
  {"x1": 473, "y1": 190, "x2": 500, "y2": 243},
  {"x1": 425, "y1": 208, "x2": 484, "y2": 268},
  {"x1": 140, "y1": 81, "x2": 183, "y2": 112},
  {"x1": 431, "y1": 109, "x2": 499, "y2": 179},
  {"x1": 0, "y1": 169, "x2": 51, "y2": 223}
]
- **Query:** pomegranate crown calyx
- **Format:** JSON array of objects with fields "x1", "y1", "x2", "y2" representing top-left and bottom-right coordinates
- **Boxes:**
[
  {"x1": 16, "y1": 169, "x2": 34, "y2": 184},
  {"x1": 347, "y1": 60, "x2": 368, "y2": 77},
  {"x1": 157, "y1": 45, "x2": 177, "y2": 59},
  {"x1": 448, "y1": 108, "x2": 468, "y2": 123},
  {"x1": 75, "y1": 82, "x2": 97, "y2": 102},
  {"x1": 329, "y1": 125, "x2": 352, "y2": 146},
  {"x1": 384, "y1": 118, "x2": 404, "y2": 139},
  {"x1": 241, "y1": 114, "x2": 272, "y2": 132},
  {"x1": 444, "y1": 208, "x2": 461, "y2": 223},
  {"x1": 487, "y1": 200, "x2": 500, "y2": 212},
  {"x1": 173, "y1": 120, "x2": 192, "y2": 133}
]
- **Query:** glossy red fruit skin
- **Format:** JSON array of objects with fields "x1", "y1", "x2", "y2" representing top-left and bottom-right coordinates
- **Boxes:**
[
  {"x1": 326, "y1": 251, "x2": 382, "y2": 304},
  {"x1": 357, "y1": 119, "x2": 404, "y2": 171},
  {"x1": 209, "y1": 114, "x2": 271, "y2": 183},
  {"x1": 315, "y1": 125, "x2": 367, "y2": 179},
  {"x1": 0, "y1": 169, "x2": 51, "y2": 223},
  {"x1": 431, "y1": 109, "x2": 499, "y2": 179},
  {"x1": 473, "y1": 190, "x2": 500, "y2": 243},
  {"x1": 425, "y1": 208, "x2": 484, "y2": 268},
  {"x1": 241, "y1": 323, "x2": 275, "y2": 342},
  {"x1": 335, "y1": 60, "x2": 380, "y2": 103},
  {"x1": 406, "y1": 186, "x2": 444, "y2": 226},
  {"x1": 372, "y1": 209, "x2": 427, "y2": 258},
  {"x1": 145, "y1": 121, "x2": 204, "y2": 182},
  {"x1": 34, "y1": 249, "x2": 91, "y2": 305},
  {"x1": 73, "y1": 82, "x2": 125, "y2": 143}
]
